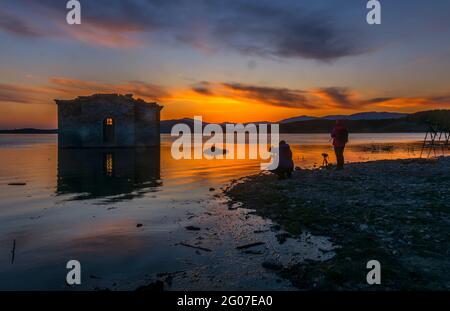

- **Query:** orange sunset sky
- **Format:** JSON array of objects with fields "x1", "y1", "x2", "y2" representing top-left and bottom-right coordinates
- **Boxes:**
[{"x1": 1, "y1": 0, "x2": 450, "y2": 129}]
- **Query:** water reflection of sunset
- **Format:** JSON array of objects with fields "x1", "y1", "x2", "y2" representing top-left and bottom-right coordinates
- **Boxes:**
[{"x1": 0, "y1": 132, "x2": 432, "y2": 290}]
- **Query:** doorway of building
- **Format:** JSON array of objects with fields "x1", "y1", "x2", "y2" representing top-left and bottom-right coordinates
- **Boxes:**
[{"x1": 103, "y1": 117, "x2": 115, "y2": 144}]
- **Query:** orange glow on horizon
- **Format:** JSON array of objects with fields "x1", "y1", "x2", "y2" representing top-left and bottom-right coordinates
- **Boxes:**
[{"x1": 0, "y1": 77, "x2": 450, "y2": 128}]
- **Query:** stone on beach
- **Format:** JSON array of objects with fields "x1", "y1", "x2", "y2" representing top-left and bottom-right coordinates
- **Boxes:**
[
  {"x1": 185, "y1": 225, "x2": 201, "y2": 231},
  {"x1": 262, "y1": 260, "x2": 283, "y2": 271}
]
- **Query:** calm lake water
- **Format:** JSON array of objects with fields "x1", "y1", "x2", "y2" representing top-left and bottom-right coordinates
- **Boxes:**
[{"x1": 0, "y1": 133, "x2": 427, "y2": 290}]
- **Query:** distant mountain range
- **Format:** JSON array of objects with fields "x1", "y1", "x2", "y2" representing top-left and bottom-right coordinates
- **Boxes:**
[
  {"x1": 161, "y1": 112, "x2": 408, "y2": 131},
  {"x1": 1, "y1": 110, "x2": 448, "y2": 134},
  {"x1": 159, "y1": 111, "x2": 433, "y2": 133},
  {"x1": 279, "y1": 110, "x2": 449, "y2": 133},
  {"x1": 278, "y1": 112, "x2": 407, "y2": 123},
  {"x1": 278, "y1": 115, "x2": 318, "y2": 123}
]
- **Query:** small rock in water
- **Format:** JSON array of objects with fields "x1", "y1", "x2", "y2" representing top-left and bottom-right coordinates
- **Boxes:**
[
  {"x1": 262, "y1": 260, "x2": 283, "y2": 271},
  {"x1": 209, "y1": 187, "x2": 215, "y2": 191},
  {"x1": 185, "y1": 225, "x2": 201, "y2": 231},
  {"x1": 8, "y1": 182, "x2": 26, "y2": 186},
  {"x1": 136, "y1": 223, "x2": 143, "y2": 228}
]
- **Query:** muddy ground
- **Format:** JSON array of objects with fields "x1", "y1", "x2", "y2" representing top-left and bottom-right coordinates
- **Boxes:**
[{"x1": 225, "y1": 157, "x2": 450, "y2": 290}]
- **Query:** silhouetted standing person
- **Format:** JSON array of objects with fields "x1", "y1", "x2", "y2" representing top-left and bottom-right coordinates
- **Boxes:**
[{"x1": 331, "y1": 120, "x2": 348, "y2": 170}]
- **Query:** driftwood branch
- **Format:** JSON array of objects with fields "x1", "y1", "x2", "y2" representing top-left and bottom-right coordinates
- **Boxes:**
[
  {"x1": 236, "y1": 242, "x2": 265, "y2": 250},
  {"x1": 178, "y1": 242, "x2": 212, "y2": 252}
]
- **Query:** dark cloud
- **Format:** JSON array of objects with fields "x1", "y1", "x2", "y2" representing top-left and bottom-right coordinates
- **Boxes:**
[
  {"x1": 429, "y1": 95, "x2": 450, "y2": 103},
  {"x1": 0, "y1": 83, "x2": 53, "y2": 104},
  {"x1": 49, "y1": 78, "x2": 168, "y2": 100},
  {"x1": 190, "y1": 82, "x2": 450, "y2": 110},
  {"x1": 125, "y1": 80, "x2": 169, "y2": 100},
  {"x1": 317, "y1": 87, "x2": 354, "y2": 108},
  {"x1": 0, "y1": 84, "x2": 33, "y2": 103},
  {"x1": 192, "y1": 82, "x2": 214, "y2": 95},
  {"x1": 208, "y1": 1, "x2": 363, "y2": 61},
  {"x1": 365, "y1": 97, "x2": 395, "y2": 104},
  {"x1": 364, "y1": 95, "x2": 450, "y2": 106},
  {"x1": 0, "y1": 11, "x2": 43, "y2": 37},
  {"x1": 222, "y1": 82, "x2": 314, "y2": 109},
  {"x1": 0, "y1": 0, "x2": 367, "y2": 61},
  {"x1": 0, "y1": 78, "x2": 168, "y2": 105}
]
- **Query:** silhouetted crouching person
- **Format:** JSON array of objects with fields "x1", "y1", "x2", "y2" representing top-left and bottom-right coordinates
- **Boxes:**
[
  {"x1": 331, "y1": 120, "x2": 348, "y2": 170},
  {"x1": 272, "y1": 141, "x2": 294, "y2": 180}
]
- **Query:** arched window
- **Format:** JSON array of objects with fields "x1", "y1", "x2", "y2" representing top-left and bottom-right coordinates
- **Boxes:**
[{"x1": 103, "y1": 117, "x2": 115, "y2": 143}]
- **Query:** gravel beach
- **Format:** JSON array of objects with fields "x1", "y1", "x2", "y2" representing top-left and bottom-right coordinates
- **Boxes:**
[{"x1": 225, "y1": 157, "x2": 450, "y2": 290}]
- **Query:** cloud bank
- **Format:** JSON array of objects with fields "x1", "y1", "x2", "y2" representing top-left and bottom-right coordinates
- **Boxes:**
[
  {"x1": 0, "y1": 0, "x2": 367, "y2": 61},
  {"x1": 1, "y1": 78, "x2": 449, "y2": 119}
]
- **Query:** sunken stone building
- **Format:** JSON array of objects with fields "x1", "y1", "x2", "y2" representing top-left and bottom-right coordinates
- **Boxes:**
[{"x1": 56, "y1": 94, "x2": 162, "y2": 148}]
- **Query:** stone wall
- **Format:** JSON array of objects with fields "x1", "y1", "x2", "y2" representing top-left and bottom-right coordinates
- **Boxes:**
[
  {"x1": 57, "y1": 100, "x2": 82, "y2": 147},
  {"x1": 134, "y1": 101, "x2": 161, "y2": 147},
  {"x1": 56, "y1": 94, "x2": 162, "y2": 148}
]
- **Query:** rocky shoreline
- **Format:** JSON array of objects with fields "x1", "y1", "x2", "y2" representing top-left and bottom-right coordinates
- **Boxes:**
[{"x1": 224, "y1": 157, "x2": 450, "y2": 290}]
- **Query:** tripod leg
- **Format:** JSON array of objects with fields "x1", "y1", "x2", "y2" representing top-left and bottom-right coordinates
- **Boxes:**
[{"x1": 420, "y1": 132, "x2": 428, "y2": 158}]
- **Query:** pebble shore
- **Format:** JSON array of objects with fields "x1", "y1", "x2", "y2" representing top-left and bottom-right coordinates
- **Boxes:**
[{"x1": 225, "y1": 157, "x2": 450, "y2": 290}]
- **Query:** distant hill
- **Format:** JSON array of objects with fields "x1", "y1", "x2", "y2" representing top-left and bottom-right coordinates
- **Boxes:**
[
  {"x1": 279, "y1": 115, "x2": 318, "y2": 123},
  {"x1": 161, "y1": 111, "x2": 439, "y2": 133},
  {"x1": 323, "y1": 111, "x2": 407, "y2": 121},
  {"x1": 160, "y1": 118, "x2": 205, "y2": 133},
  {"x1": 280, "y1": 110, "x2": 450, "y2": 133},
  {"x1": 160, "y1": 119, "x2": 271, "y2": 133},
  {"x1": 278, "y1": 111, "x2": 406, "y2": 123},
  {"x1": 0, "y1": 128, "x2": 57, "y2": 134}
]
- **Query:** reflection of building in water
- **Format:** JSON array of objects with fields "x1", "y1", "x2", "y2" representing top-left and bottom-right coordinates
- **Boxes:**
[
  {"x1": 104, "y1": 153, "x2": 114, "y2": 177},
  {"x1": 57, "y1": 148, "x2": 161, "y2": 201}
]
